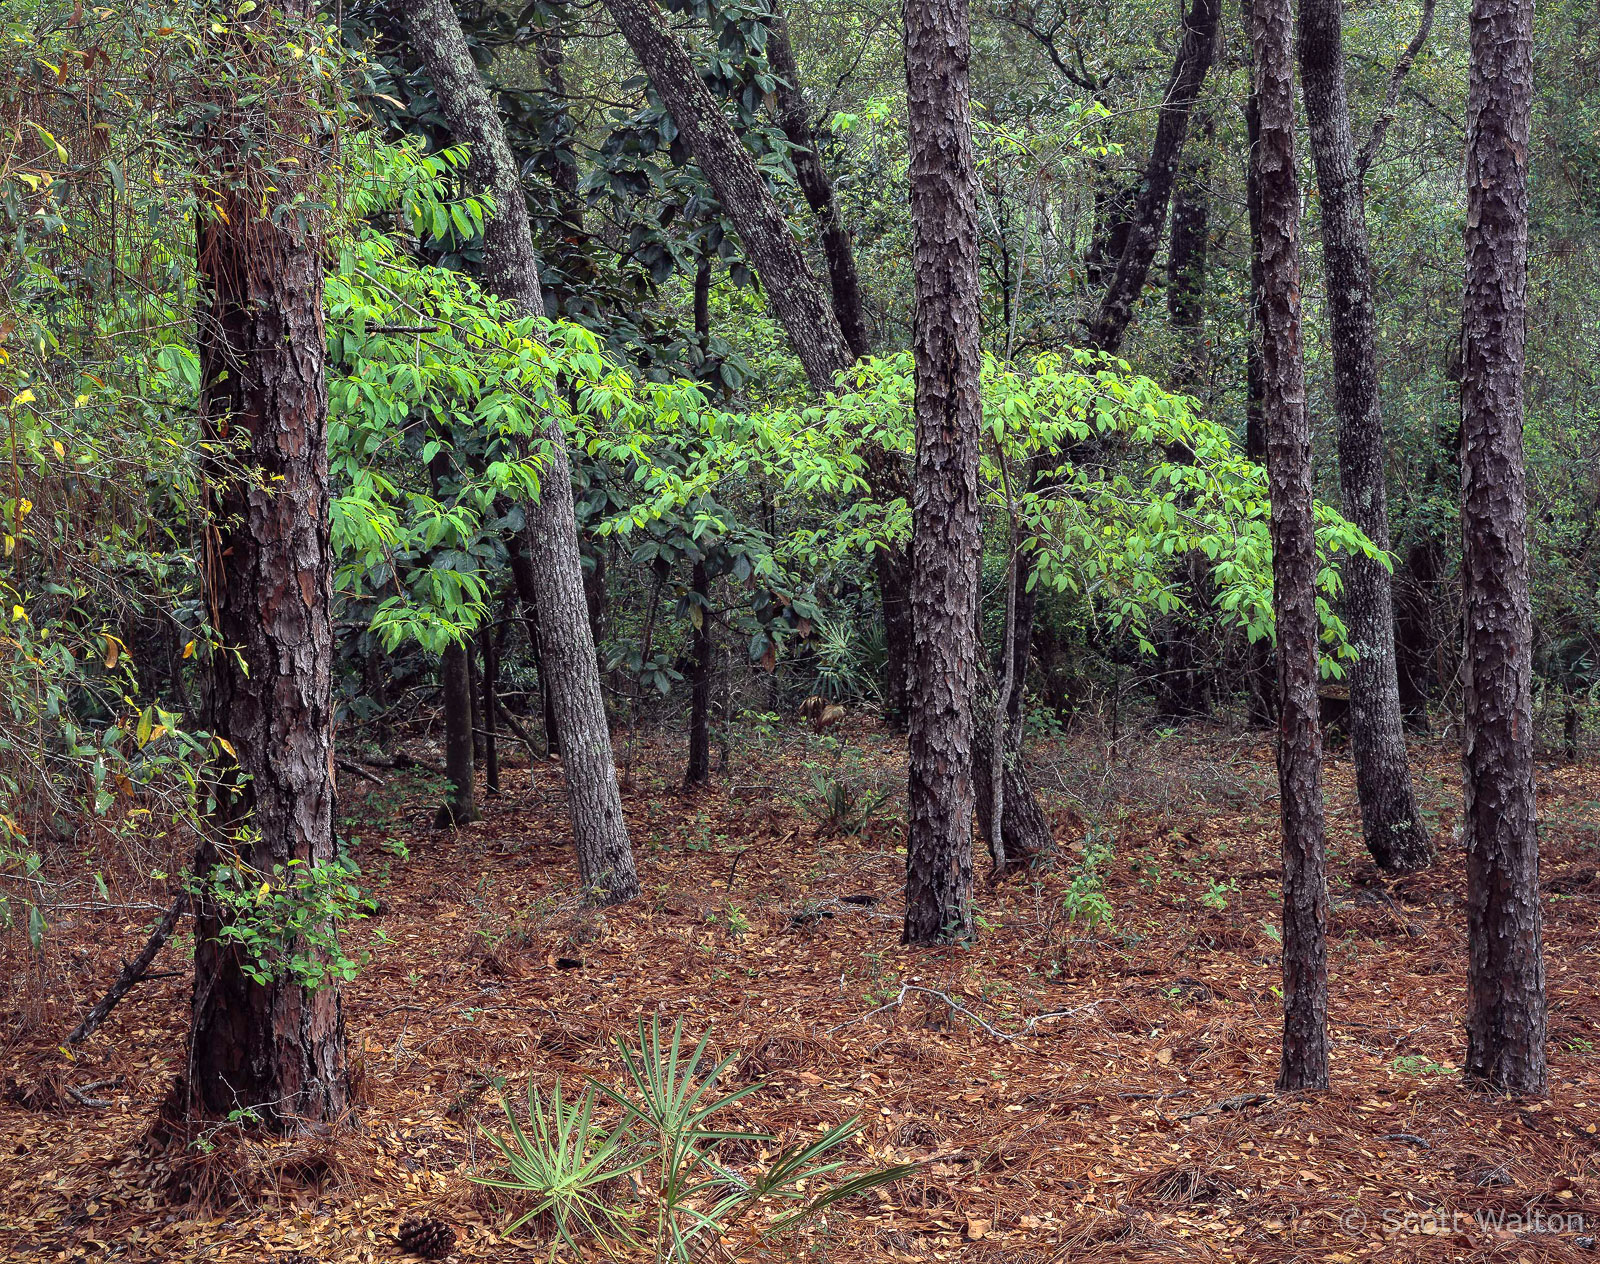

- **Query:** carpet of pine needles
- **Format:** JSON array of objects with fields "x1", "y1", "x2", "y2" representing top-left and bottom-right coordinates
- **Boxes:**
[{"x1": 3, "y1": 717, "x2": 1599, "y2": 1263}]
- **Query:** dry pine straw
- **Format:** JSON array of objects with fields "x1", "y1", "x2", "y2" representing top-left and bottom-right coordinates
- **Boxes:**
[{"x1": 2, "y1": 725, "x2": 1598, "y2": 1264}]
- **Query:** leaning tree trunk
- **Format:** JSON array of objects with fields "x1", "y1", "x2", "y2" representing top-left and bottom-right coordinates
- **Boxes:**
[
  {"x1": 1249, "y1": 0, "x2": 1330, "y2": 1093},
  {"x1": 765, "y1": 3, "x2": 872, "y2": 359},
  {"x1": 408, "y1": 0, "x2": 639, "y2": 903},
  {"x1": 902, "y1": 0, "x2": 982, "y2": 945},
  {"x1": 1459, "y1": 0, "x2": 1545, "y2": 1096},
  {"x1": 1083, "y1": 0, "x2": 1221, "y2": 355},
  {"x1": 1009, "y1": 0, "x2": 1220, "y2": 708},
  {"x1": 601, "y1": 0, "x2": 916, "y2": 720},
  {"x1": 1298, "y1": 0, "x2": 1433, "y2": 874},
  {"x1": 188, "y1": 0, "x2": 347, "y2": 1128},
  {"x1": 480, "y1": 623, "x2": 501, "y2": 796}
]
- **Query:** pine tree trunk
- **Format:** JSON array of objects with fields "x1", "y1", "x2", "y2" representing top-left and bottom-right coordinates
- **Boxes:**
[
  {"x1": 1248, "y1": 0, "x2": 1330, "y2": 1093},
  {"x1": 435, "y1": 642, "x2": 479, "y2": 827},
  {"x1": 408, "y1": 0, "x2": 638, "y2": 903},
  {"x1": 188, "y1": 0, "x2": 347, "y2": 1127},
  {"x1": 1297, "y1": 0, "x2": 1432, "y2": 874},
  {"x1": 902, "y1": 0, "x2": 982, "y2": 945},
  {"x1": 1459, "y1": 0, "x2": 1546, "y2": 1096},
  {"x1": 686, "y1": 560, "x2": 713, "y2": 788}
]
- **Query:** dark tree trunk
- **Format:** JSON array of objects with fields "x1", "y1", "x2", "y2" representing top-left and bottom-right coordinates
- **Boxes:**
[
  {"x1": 603, "y1": 0, "x2": 852, "y2": 391},
  {"x1": 480, "y1": 624, "x2": 501, "y2": 796},
  {"x1": 409, "y1": 0, "x2": 638, "y2": 903},
  {"x1": 765, "y1": 4, "x2": 872, "y2": 358},
  {"x1": 1243, "y1": 75, "x2": 1268, "y2": 466},
  {"x1": 1008, "y1": 1, "x2": 1219, "y2": 711},
  {"x1": 1298, "y1": 0, "x2": 1433, "y2": 873},
  {"x1": 972, "y1": 665, "x2": 1052, "y2": 866},
  {"x1": 902, "y1": 0, "x2": 982, "y2": 945},
  {"x1": 1240, "y1": 16, "x2": 1274, "y2": 729},
  {"x1": 467, "y1": 633, "x2": 485, "y2": 765},
  {"x1": 1084, "y1": 0, "x2": 1221, "y2": 355},
  {"x1": 1394, "y1": 540, "x2": 1441, "y2": 730},
  {"x1": 509, "y1": 544, "x2": 561, "y2": 757},
  {"x1": 1459, "y1": 0, "x2": 1545, "y2": 1096},
  {"x1": 1249, "y1": 0, "x2": 1330, "y2": 1092},
  {"x1": 601, "y1": 0, "x2": 916, "y2": 721},
  {"x1": 1167, "y1": 108, "x2": 1211, "y2": 391},
  {"x1": 686, "y1": 560, "x2": 713, "y2": 788},
  {"x1": 435, "y1": 641, "x2": 479, "y2": 827},
  {"x1": 188, "y1": 0, "x2": 347, "y2": 1127}
]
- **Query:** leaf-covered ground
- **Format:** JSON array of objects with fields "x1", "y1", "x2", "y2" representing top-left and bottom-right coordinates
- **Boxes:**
[{"x1": 4, "y1": 721, "x2": 1599, "y2": 1262}]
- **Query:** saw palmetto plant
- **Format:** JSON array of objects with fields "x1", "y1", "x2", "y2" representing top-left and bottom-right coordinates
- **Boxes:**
[{"x1": 476, "y1": 1017, "x2": 915, "y2": 1261}]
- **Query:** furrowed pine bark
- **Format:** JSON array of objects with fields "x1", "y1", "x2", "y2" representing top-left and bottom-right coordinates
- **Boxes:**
[
  {"x1": 408, "y1": 0, "x2": 639, "y2": 903},
  {"x1": 902, "y1": 0, "x2": 983, "y2": 945},
  {"x1": 1298, "y1": 0, "x2": 1433, "y2": 873},
  {"x1": 1249, "y1": 0, "x2": 1330, "y2": 1092},
  {"x1": 189, "y1": 0, "x2": 347, "y2": 1126},
  {"x1": 1459, "y1": 0, "x2": 1546, "y2": 1096},
  {"x1": 600, "y1": 0, "x2": 917, "y2": 720}
]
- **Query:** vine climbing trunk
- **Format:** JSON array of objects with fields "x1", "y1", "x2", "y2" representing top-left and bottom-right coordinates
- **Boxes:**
[
  {"x1": 902, "y1": 0, "x2": 982, "y2": 944},
  {"x1": 408, "y1": 0, "x2": 638, "y2": 903},
  {"x1": 188, "y1": 0, "x2": 347, "y2": 1129},
  {"x1": 1298, "y1": 0, "x2": 1433, "y2": 874},
  {"x1": 1249, "y1": 0, "x2": 1330, "y2": 1092},
  {"x1": 1459, "y1": 0, "x2": 1546, "y2": 1096}
]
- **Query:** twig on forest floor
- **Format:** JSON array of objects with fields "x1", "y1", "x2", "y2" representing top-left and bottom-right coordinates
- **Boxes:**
[
  {"x1": 1176, "y1": 1091, "x2": 1274, "y2": 1120},
  {"x1": 336, "y1": 757, "x2": 385, "y2": 786},
  {"x1": 66, "y1": 891, "x2": 189, "y2": 1045},
  {"x1": 67, "y1": 1078, "x2": 120, "y2": 1108},
  {"x1": 828, "y1": 982, "x2": 1104, "y2": 1040}
]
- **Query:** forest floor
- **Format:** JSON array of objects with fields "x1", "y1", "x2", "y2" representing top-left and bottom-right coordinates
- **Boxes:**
[{"x1": 3, "y1": 717, "x2": 1600, "y2": 1263}]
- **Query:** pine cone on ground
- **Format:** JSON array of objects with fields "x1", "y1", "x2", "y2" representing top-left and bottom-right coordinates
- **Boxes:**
[{"x1": 396, "y1": 1215, "x2": 456, "y2": 1260}]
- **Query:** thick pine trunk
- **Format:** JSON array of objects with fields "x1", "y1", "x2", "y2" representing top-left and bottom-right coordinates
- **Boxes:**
[
  {"x1": 188, "y1": 0, "x2": 347, "y2": 1126},
  {"x1": 435, "y1": 641, "x2": 479, "y2": 827},
  {"x1": 1459, "y1": 0, "x2": 1545, "y2": 1096},
  {"x1": 1297, "y1": 0, "x2": 1432, "y2": 874},
  {"x1": 902, "y1": 0, "x2": 982, "y2": 945},
  {"x1": 1249, "y1": 0, "x2": 1330, "y2": 1093},
  {"x1": 408, "y1": 0, "x2": 638, "y2": 903}
]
